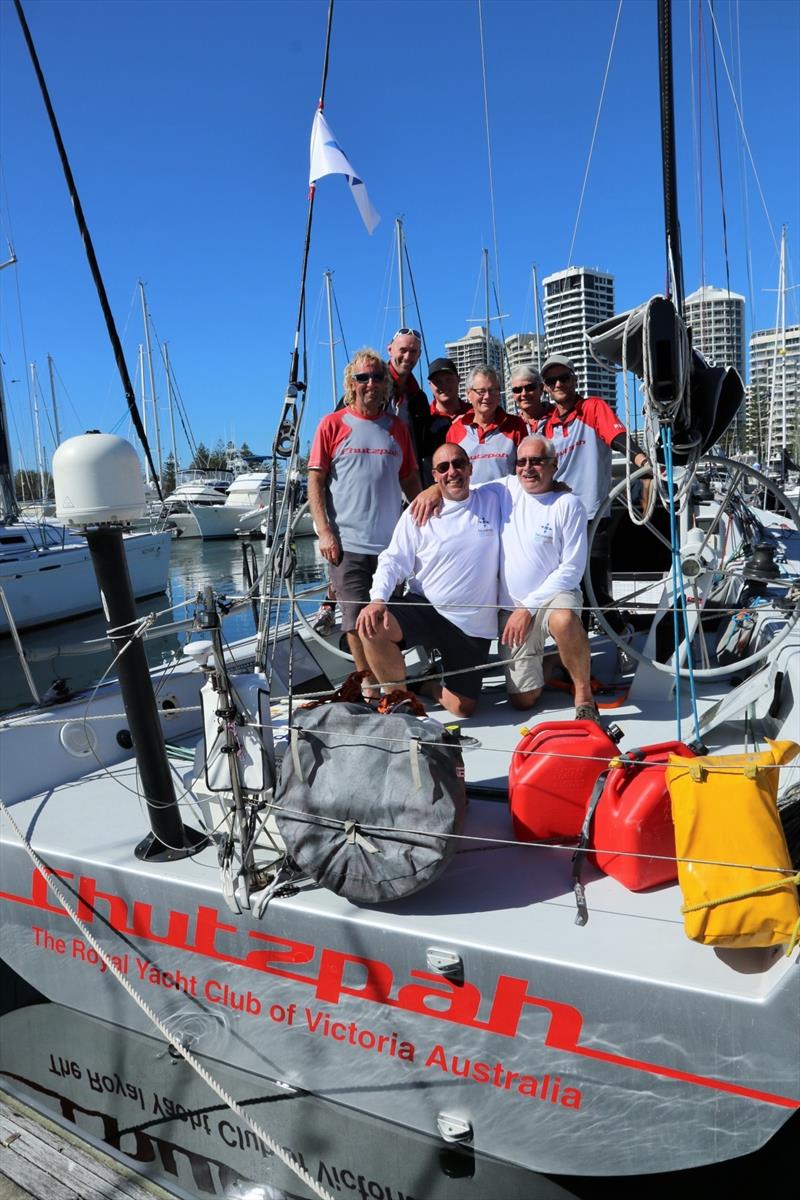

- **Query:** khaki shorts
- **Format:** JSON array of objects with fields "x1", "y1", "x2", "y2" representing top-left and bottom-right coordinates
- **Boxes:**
[{"x1": 499, "y1": 590, "x2": 582, "y2": 693}]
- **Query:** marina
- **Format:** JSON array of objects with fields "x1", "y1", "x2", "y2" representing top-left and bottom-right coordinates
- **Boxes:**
[{"x1": 1, "y1": 0, "x2": 799, "y2": 1197}]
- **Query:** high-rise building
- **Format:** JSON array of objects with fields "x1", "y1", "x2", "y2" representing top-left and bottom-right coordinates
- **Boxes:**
[
  {"x1": 542, "y1": 266, "x2": 616, "y2": 407},
  {"x1": 504, "y1": 332, "x2": 547, "y2": 377},
  {"x1": 747, "y1": 324, "x2": 800, "y2": 463},
  {"x1": 444, "y1": 326, "x2": 505, "y2": 399},
  {"x1": 684, "y1": 286, "x2": 746, "y2": 375}
]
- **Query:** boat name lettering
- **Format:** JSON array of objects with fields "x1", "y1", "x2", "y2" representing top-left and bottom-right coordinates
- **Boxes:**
[
  {"x1": 13, "y1": 869, "x2": 580, "y2": 1043},
  {"x1": 8, "y1": 869, "x2": 800, "y2": 1111}
]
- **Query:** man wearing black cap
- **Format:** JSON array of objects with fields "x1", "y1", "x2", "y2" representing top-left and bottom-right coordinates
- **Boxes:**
[
  {"x1": 540, "y1": 354, "x2": 648, "y2": 638},
  {"x1": 426, "y1": 358, "x2": 469, "y2": 475}
]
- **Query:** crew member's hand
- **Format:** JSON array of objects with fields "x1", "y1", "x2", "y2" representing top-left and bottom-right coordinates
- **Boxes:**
[
  {"x1": 409, "y1": 484, "x2": 444, "y2": 526},
  {"x1": 318, "y1": 529, "x2": 341, "y2": 564},
  {"x1": 356, "y1": 601, "x2": 389, "y2": 639},
  {"x1": 501, "y1": 607, "x2": 533, "y2": 648}
]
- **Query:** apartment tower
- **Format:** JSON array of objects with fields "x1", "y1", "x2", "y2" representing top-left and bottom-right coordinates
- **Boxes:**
[
  {"x1": 542, "y1": 266, "x2": 617, "y2": 407},
  {"x1": 684, "y1": 286, "x2": 746, "y2": 375},
  {"x1": 748, "y1": 324, "x2": 800, "y2": 463},
  {"x1": 444, "y1": 326, "x2": 506, "y2": 399}
]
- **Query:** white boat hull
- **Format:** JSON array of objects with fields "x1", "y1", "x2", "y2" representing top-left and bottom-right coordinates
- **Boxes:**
[
  {"x1": 0, "y1": 530, "x2": 171, "y2": 634},
  {"x1": 188, "y1": 503, "x2": 264, "y2": 539}
]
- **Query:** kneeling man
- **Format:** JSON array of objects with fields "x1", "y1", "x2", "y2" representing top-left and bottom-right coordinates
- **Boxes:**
[
  {"x1": 497, "y1": 435, "x2": 596, "y2": 717},
  {"x1": 356, "y1": 444, "x2": 501, "y2": 716}
]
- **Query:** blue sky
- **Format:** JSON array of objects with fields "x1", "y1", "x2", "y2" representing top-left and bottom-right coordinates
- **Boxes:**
[{"x1": 1, "y1": 0, "x2": 798, "y2": 471}]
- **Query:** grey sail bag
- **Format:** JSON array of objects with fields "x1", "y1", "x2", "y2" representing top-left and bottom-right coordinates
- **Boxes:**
[{"x1": 275, "y1": 702, "x2": 466, "y2": 903}]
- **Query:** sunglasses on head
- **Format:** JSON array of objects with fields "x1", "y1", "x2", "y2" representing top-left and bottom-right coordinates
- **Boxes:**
[
  {"x1": 516, "y1": 455, "x2": 553, "y2": 468},
  {"x1": 543, "y1": 372, "x2": 572, "y2": 387},
  {"x1": 511, "y1": 383, "x2": 542, "y2": 394},
  {"x1": 392, "y1": 327, "x2": 421, "y2": 341},
  {"x1": 353, "y1": 371, "x2": 385, "y2": 383},
  {"x1": 432, "y1": 457, "x2": 470, "y2": 474}
]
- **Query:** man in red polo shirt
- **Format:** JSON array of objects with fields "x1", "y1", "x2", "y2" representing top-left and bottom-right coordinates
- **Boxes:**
[
  {"x1": 540, "y1": 354, "x2": 647, "y2": 636},
  {"x1": 446, "y1": 364, "x2": 527, "y2": 482}
]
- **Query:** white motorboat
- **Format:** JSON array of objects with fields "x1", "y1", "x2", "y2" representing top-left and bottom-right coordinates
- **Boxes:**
[
  {"x1": 189, "y1": 468, "x2": 317, "y2": 540},
  {"x1": 156, "y1": 468, "x2": 235, "y2": 538}
]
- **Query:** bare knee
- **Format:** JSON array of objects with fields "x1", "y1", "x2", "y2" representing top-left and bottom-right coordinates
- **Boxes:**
[
  {"x1": 508, "y1": 688, "x2": 542, "y2": 711},
  {"x1": 549, "y1": 609, "x2": 581, "y2": 639},
  {"x1": 440, "y1": 692, "x2": 477, "y2": 718}
]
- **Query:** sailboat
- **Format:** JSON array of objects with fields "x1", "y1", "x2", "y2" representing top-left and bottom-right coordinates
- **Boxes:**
[
  {"x1": 0, "y1": 368, "x2": 171, "y2": 636},
  {"x1": 1, "y1": 1, "x2": 799, "y2": 1196}
]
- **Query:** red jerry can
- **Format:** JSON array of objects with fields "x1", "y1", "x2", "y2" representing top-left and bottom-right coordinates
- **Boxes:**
[
  {"x1": 589, "y1": 741, "x2": 696, "y2": 890},
  {"x1": 508, "y1": 720, "x2": 622, "y2": 842}
]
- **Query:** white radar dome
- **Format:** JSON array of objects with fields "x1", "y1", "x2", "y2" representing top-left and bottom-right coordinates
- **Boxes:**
[{"x1": 53, "y1": 432, "x2": 146, "y2": 526}]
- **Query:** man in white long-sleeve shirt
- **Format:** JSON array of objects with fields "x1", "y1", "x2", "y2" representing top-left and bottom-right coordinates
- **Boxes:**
[
  {"x1": 492, "y1": 435, "x2": 595, "y2": 716},
  {"x1": 356, "y1": 443, "x2": 502, "y2": 716}
]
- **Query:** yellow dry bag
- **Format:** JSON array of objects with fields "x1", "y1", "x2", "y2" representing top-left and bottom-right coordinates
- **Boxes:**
[{"x1": 666, "y1": 739, "x2": 800, "y2": 950}]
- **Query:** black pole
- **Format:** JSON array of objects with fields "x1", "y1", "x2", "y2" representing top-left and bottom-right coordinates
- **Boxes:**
[
  {"x1": 0, "y1": 372, "x2": 19, "y2": 520},
  {"x1": 85, "y1": 527, "x2": 208, "y2": 861},
  {"x1": 657, "y1": 0, "x2": 685, "y2": 314},
  {"x1": 13, "y1": 0, "x2": 163, "y2": 499}
]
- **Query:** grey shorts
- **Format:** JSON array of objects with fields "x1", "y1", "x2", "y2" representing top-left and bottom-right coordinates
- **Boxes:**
[
  {"x1": 328, "y1": 552, "x2": 378, "y2": 633},
  {"x1": 499, "y1": 589, "x2": 582, "y2": 693}
]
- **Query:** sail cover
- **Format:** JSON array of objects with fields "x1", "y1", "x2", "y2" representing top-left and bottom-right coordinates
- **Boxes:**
[{"x1": 275, "y1": 702, "x2": 465, "y2": 903}]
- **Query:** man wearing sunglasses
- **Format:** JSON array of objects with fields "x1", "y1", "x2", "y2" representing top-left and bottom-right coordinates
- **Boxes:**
[
  {"x1": 409, "y1": 434, "x2": 598, "y2": 721},
  {"x1": 355, "y1": 444, "x2": 502, "y2": 717},
  {"x1": 539, "y1": 354, "x2": 647, "y2": 638},
  {"x1": 446, "y1": 364, "x2": 527, "y2": 483},
  {"x1": 308, "y1": 349, "x2": 422, "y2": 683},
  {"x1": 509, "y1": 365, "x2": 551, "y2": 435},
  {"x1": 386, "y1": 327, "x2": 434, "y2": 474}
]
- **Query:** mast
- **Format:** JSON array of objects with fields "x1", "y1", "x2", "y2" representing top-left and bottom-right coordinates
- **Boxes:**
[
  {"x1": 30, "y1": 362, "x2": 46, "y2": 501},
  {"x1": 14, "y1": 0, "x2": 162, "y2": 498},
  {"x1": 139, "y1": 281, "x2": 163, "y2": 483},
  {"x1": 657, "y1": 0, "x2": 684, "y2": 313},
  {"x1": 324, "y1": 269, "x2": 338, "y2": 410},
  {"x1": 396, "y1": 217, "x2": 406, "y2": 328},
  {"x1": 138, "y1": 344, "x2": 151, "y2": 485},
  {"x1": 162, "y1": 341, "x2": 179, "y2": 483},
  {"x1": 0, "y1": 248, "x2": 19, "y2": 518},
  {"x1": 532, "y1": 264, "x2": 542, "y2": 369},
  {"x1": 484, "y1": 248, "x2": 491, "y2": 362},
  {"x1": 766, "y1": 225, "x2": 787, "y2": 469},
  {"x1": 46, "y1": 354, "x2": 62, "y2": 446}
]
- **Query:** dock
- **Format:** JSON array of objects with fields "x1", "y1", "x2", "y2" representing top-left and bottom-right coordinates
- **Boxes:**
[{"x1": 0, "y1": 1091, "x2": 173, "y2": 1200}]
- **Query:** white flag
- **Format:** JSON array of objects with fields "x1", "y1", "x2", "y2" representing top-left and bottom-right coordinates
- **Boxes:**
[{"x1": 309, "y1": 110, "x2": 380, "y2": 235}]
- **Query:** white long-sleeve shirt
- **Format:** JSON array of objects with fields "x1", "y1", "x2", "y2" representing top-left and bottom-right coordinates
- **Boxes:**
[
  {"x1": 479, "y1": 476, "x2": 588, "y2": 612},
  {"x1": 369, "y1": 489, "x2": 502, "y2": 639}
]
